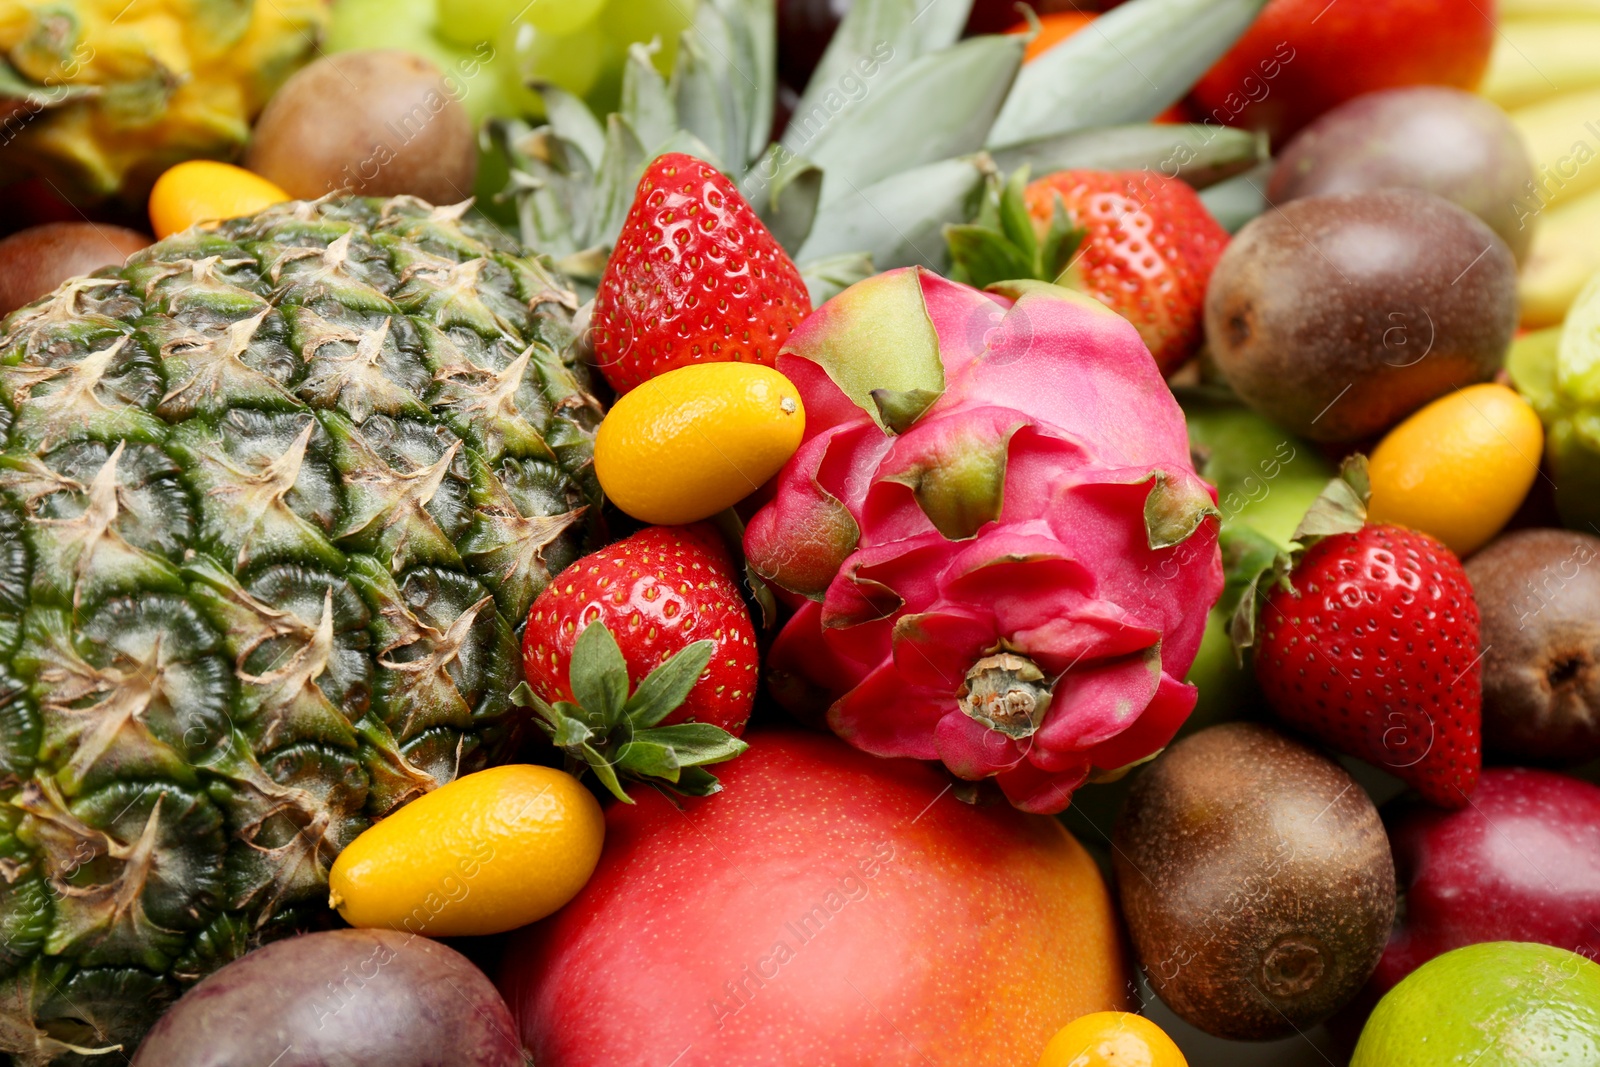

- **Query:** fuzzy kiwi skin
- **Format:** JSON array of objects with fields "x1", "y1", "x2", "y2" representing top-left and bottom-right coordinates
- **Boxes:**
[
  {"x1": 1268, "y1": 87, "x2": 1536, "y2": 264},
  {"x1": 1113, "y1": 722, "x2": 1396, "y2": 1040},
  {"x1": 1205, "y1": 188, "x2": 1516, "y2": 443},
  {"x1": 1465, "y1": 529, "x2": 1600, "y2": 765},
  {"x1": 0, "y1": 222, "x2": 149, "y2": 317},
  {"x1": 245, "y1": 50, "x2": 478, "y2": 205}
]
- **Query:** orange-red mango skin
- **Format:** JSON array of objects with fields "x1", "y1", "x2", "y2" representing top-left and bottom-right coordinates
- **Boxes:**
[{"x1": 499, "y1": 730, "x2": 1131, "y2": 1066}]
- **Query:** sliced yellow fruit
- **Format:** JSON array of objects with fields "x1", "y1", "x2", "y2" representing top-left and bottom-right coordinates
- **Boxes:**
[
  {"x1": 1367, "y1": 384, "x2": 1544, "y2": 557},
  {"x1": 1499, "y1": 0, "x2": 1600, "y2": 16},
  {"x1": 328, "y1": 765, "x2": 604, "y2": 937},
  {"x1": 595, "y1": 362, "x2": 806, "y2": 525},
  {"x1": 1483, "y1": 20, "x2": 1600, "y2": 109},
  {"x1": 1519, "y1": 183, "x2": 1600, "y2": 327},
  {"x1": 1509, "y1": 89, "x2": 1600, "y2": 218}
]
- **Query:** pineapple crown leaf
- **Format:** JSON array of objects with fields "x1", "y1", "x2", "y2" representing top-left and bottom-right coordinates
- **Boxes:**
[
  {"x1": 1227, "y1": 455, "x2": 1372, "y2": 659},
  {"x1": 512, "y1": 623, "x2": 747, "y2": 804}
]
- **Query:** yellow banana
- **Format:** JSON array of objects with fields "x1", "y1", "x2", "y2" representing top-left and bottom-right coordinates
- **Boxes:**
[
  {"x1": 1500, "y1": 0, "x2": 1600, "y2": 15},
  {"x1": 1509, "y1": 89, "x2": 1600, "y2": 213},
  {"x1": 1484, "y1": 21, "x2": 1600, "y2": 109},
  {"x1": 1518, "y1": 183, "x2": 1600, "y2": 327}
]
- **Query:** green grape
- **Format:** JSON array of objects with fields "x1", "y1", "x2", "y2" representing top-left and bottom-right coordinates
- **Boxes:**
[
  {"x1": 434, "y1": 0, "x2": 522, "y2": 49},
  {"x1": 328, "y1": 0, "x2": 516, "y2": 124},
  {"x1": 519, "y1": 0, "x2": 607, "y2": 34},
  {"x1": 502, "y1": 19, "x2": 607, "y2": 110},
  {"x1": 599, "y1": 0, "x2": 696, "y2": 73}
]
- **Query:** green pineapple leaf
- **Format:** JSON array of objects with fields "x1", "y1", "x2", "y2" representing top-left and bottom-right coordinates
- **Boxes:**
[
  {"x1": 788, "y1": 0, "x2": 973, "y2": 152},
  {"x1": 805, "y1": 35, "x2": 1023, "y2": 206},
  {"x1": 987, "y1": 0, "x2": 1272, "y2": 148},
  {"x1": 798, "y1": 156, "x2": 990, "y2": 273}
]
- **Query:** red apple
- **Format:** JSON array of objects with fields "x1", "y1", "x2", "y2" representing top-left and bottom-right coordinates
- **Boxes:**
[
  {"x1": 1188, "y1": 0, "x2": 1495, "y2": 143},
  {"x1": 498, "y1": 730, "x2": 1131, "y2": 1067},
  {"x1": 1375, "y1": 767, "x2": 1600, "y2": 995}
]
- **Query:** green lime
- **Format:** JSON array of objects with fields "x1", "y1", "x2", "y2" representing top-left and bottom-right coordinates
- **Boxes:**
[{"x1": 1353, "y1": 942, "x2": 1600, "y2": 1066}]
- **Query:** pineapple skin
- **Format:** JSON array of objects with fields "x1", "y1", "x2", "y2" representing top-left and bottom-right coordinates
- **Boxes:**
[
  {"x1": 0, "y1": 0, "x2": 326, "y2": 204},
  {"x1": 0, "y1": 196, "x2": 603, "y2": 1064}
]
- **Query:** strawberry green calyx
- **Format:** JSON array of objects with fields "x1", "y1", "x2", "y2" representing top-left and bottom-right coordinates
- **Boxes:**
[
  {"x1": 1228, "y1": 454, "x2": 1371, "y2": 655},
  {"x1": 946, "y1": 167, "x2": 1084, "y2": 291},
  {"x1": 514, "y1": 624, "x2": 748, "y2": 803}
]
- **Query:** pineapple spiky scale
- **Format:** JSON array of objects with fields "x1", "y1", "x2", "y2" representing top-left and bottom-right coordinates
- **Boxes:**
[{"x1": 0, "y1": 196, "x2": 602, "y2": 1063}]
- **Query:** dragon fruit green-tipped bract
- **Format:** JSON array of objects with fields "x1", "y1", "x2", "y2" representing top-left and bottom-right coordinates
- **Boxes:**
[{"x1": 745, "y1": 268, "x2": 1224, "y2": 813}]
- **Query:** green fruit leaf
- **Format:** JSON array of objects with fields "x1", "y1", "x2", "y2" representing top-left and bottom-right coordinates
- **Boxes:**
[
  {"x1": 997, "y1": 167, "x2": 1037, "y2": 257},
  {"x1": 946, "y1": 223, "x2": 1036, "y2": 291},
  {"x1": 620, "y1": 41, "x2": 679, "y2": 151},
  {"x1": 782, "y1": 267, "x2": 946, "y2": 433},
  {"x1": 1229, "y1": 455, "x2": 1373, "y2": 659},
  {"x1": 799, "y1": 251, "x2": 877, "y2": 306},
  {"x1": 798, "y1": 156, "x2": 989, "y2": 273},
  {"x1": 1042, "y1": 207, "x2": 1085, "y2": 284},
  {"x1": 989, "y1": 124, "x2": 1264, "y2": 189},
  {"x1": 741, "y1": 145, "x2": 824, "y2": 254},
  {"x1": 582, "y1": 741, "x2": 634, "y2": 804},
  {"x1": 1218, "y1": 523, "x2": 1283, "y2": 618},
  {"x1": 568, "y1": 623, "x2": 630, "y2": 725},
  {"x1": 624, "y1": 640, "x2": 715, "y2": 728},
  {"x1": 540, "y1": 84, "x2": 608, "y2": 169},
  {"x1": 1199, "y1": 160, "x2": 1272, "y2": 233},
  {"x1": 592, "y1": 113, "x2": 650, "y2": 251},
  {"x1": 1292, "y1": 455, "x2": 1371, "y2": 542},
  {"x1": 636, "y1": 724, "x2": 750, "y2": 766},
  {"x1": 550, "y1": 709, "x2": 596, "y2": 749},
  {"x1": 668, "y1": 766, "x2": 727, "y2": 797},
  {"x1": 987, "y1": 0, "x2": 1270, "y2": 148},
  {"x1": 805, "y1": 35, "x2": 1023, "y2": 206},
  {"x1": 788, "y1": 0, "x2": 974, "y2": 159},
  {"x1": 614, "y1": 740, "x2": 682, "y2": 782}
]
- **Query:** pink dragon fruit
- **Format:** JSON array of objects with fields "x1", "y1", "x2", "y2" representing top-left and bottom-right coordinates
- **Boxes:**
[{"x1": 745, "y1": 268, "x2": 1223, "y2": 813}]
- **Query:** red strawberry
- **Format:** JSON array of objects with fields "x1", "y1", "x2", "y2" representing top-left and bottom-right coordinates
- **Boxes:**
[
  {"x1": 519, "y1": 523, "x2": 758, "y2": 800},
  {"x1": 590, "y1": 153, "x2": 813, "y2": 395},
  {"x1": 1024, "y1": 170, "x2": 1228, "y2": 373},
  {"x1": 1252, "y1": 524, "x2": 1482, "y2": 808}
]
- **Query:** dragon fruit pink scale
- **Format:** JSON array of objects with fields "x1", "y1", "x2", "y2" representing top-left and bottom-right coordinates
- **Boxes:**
[{"x1": 744, "y1": 268, "x2": 1224, "y2": 813}]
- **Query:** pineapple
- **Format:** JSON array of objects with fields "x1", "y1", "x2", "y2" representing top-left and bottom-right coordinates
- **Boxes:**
[
  {"x1": 0, "y1": 195, "x2": 602, "y2": 1063},
  {"x1": 0, "y1": 0, "x2": 326, "y2": 205}
]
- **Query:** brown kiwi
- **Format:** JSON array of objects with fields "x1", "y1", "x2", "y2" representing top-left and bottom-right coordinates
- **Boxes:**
[
  {"x1": 1205, "y1": 188, "x2": 1517, "y2": 443},
  {"x1": 0, "y1": 221, "x2": 150, "y2": 317},
  {"x1": 1112, "y1": 722, "x2": 1395, "y2": 1040},
  {"x1": 244, "y1": 50, "x2": 478, "y2": 205},
  {"x1": 1465, "y1": 528, "x2": 1600, "y2": 765}
]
